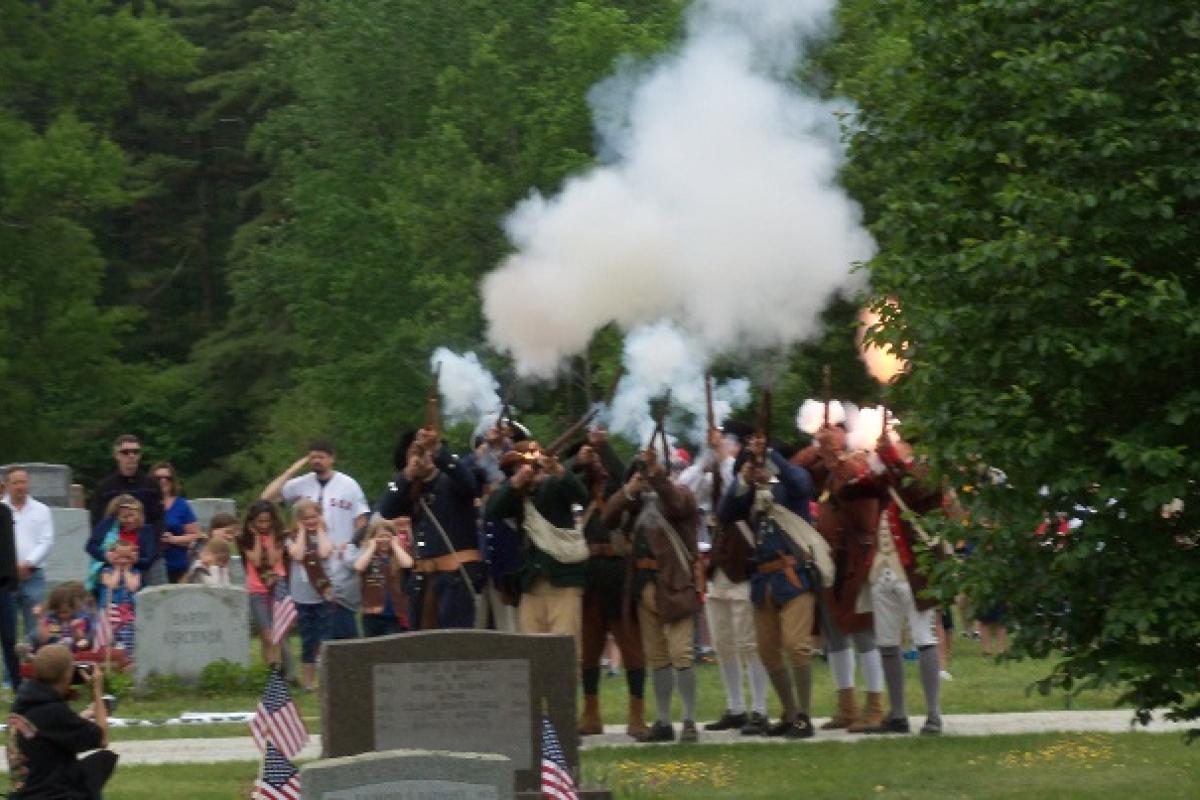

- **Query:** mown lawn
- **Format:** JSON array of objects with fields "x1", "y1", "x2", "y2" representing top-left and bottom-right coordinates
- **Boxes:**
[
  {"x1": 41, "y1": 732, "x2": 1199, "y2": 799},
  {"x1": 102, "y1": 635, "x2": 1122, "y2": 741}
]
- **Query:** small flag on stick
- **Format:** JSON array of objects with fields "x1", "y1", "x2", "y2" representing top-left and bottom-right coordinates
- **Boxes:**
[
  {"x1": 93, "y1": 601, "x2": 114, "y2": 650},
  {"x1": 250, "y1": 667, "x2": 309, "y2": 759},
  {"x1": 270, "y1": 579, "x2": 297, "y2": 647},
  {"x1": 540, "y1": 711, "x2": 580, "y2": 800},
  {"x1": 252, "y1": 742, "x2": 301, "y2": 800}
]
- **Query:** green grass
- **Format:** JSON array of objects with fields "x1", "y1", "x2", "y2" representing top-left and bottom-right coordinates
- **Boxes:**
[
  {"x1": 31, "y1": 733, "x2": 1198, "y2": 799},
  {"x1": 94, "y1": 636, "x2": 1119, "y2": 741},
  {"x1": 595, "y1": 636, "x2": 1122, "y2": 724},
  {"x1": 583, "y1": 732, "x2": 1200, "y2": 799}
]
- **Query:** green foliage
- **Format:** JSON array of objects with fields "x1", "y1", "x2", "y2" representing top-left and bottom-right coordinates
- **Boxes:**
[
  {"x1": 104, "y1": 669, "x2": 135, "y2": 700},
  {"x1": 197, "y1": 659, "x2": 269, "y2": 696},
  {"x1": 0, "y1": 0, "x2": 198, "y2": 482},
  {"x1": 832, "y1": 0, "x2": 1200, "y2": 728}
]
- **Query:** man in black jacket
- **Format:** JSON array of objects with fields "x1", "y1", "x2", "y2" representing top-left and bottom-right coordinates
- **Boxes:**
[
  {"x1": 89, "y1": 434, "x2": 163, "y2": 532},
  {"x1": 7, "y1": 645, "x2": 117, "y2": 799}
]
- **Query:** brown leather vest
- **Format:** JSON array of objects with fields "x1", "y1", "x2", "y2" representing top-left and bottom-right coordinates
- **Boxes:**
[
  {"x1": 301, "y1": 531, "x2": 333, "y2": 600},
  {"x1": 362, "y1": 551, "x2": 407, "y2": 618}
]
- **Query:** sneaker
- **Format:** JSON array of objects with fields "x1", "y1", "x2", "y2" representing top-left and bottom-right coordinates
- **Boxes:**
[
  {"x1": 783, "y1": 713, "x2": 815, "y2": 739},
  {"x1": 704, "y1": 710, "x2": 747, "y2": 731},
  {"x1": 641, "y1": 721, "x2": 676, "y2": 743},
  {"x1": 864, "y1": 717, "x2": 911, "y2": 735},
  {"x1": 939, "y1": 670, "x2": 954, "y2": 681},
  {"x1": 680, "y1": 720, "x2": 699, "y2": 743},
  {"x1": 739, "y1": 711, "x2": 770, "y2": 736},
  {"x1": 920, "y1": 717, "x2": 943, "y2": 736}
]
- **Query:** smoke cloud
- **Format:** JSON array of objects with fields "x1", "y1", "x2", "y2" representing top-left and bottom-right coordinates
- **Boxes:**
[
  {"x1": 481, "y1": 0, "x2": 875, "y2": 377},
  {"x1": 429, "y1": 348, "x2": 501, "y2": 426},
  {"x1": 606, "y1": 322, "x2": 749, "y2": 446}
]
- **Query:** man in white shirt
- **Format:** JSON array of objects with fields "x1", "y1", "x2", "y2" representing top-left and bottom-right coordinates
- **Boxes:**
[
  {"x1": 2, "y1": 467, "x2": 55, "y2": 639},
  {"x1": 263, "y1": 439, "x2": 370, "y2": 639}
]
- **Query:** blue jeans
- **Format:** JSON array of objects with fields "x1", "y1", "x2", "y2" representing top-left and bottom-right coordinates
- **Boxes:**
[
  {"x1": 295, "y1": 602, "x2": 333, "y2": 664},
  {"x1": 17, "y1": 568, "x2": 45, "y2": 644},
  {"x1": 329, "y1": 603, "x2": 359, "y2": 640},
  {"x1": 0, "y1": 591, "x2": 22, "y2": 690},
  {"x1": 362, "y1": 614, "x2": 406, "y2": 638}
]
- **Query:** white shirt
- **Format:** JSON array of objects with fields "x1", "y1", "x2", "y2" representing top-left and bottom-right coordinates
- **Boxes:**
[
  {"x1": 281, "y1": 471, "x2": 368, "y2": 608},
  {"x1": 280, "y1": 471, "x2": 370, "y2": 546},
  {"x1": 2, "y1": 495, "x2": 55, "y2": 568}
]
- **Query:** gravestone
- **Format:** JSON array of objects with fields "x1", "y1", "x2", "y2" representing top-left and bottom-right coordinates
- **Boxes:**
[
  {"x1": 301, "y1": 749, "x2": 513, "y2": 800},
  {"x1": 134, "y1": 585, "x2": 249, "y2": 683},
  {"x1": 320, "y1": 630, "x2": 577, "y2": 794},
  {"x1": 45, "y1": 508, "x2": 93, "y2": 587},
  {"x1": 189, "y1": 497, "x2": 236, "y2": 533},
  {"x1": 1, "y1": 463, "x2": 72, "y2": 507}
]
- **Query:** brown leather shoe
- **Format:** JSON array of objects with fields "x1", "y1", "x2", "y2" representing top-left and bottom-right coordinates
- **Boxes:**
[
  {"x1": 847, "y1": 691, "x2": 885, "y2": 733},
  {"x1": 626, "y1": 697, "x2": 649, "y2": 740},
  {"x1": 821, "y1": 687, "x2": 858, "y2": 730},
  {"x1": 578, "y1": 694, "x2": 603, "y2": 736}
]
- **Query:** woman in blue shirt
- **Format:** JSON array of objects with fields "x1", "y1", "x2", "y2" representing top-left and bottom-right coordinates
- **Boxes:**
[{"x1": 151, "y1": 462, "x2": 200, "y2": 583}]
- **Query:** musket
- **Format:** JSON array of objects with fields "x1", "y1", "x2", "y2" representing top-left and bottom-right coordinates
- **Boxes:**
[
  {"x1": 705, "y1": 372, "x2": 716, "y2": 434},
  {"x1": 705, "y1": 373, "x2": 723, "y2": 514},
  {"x1": 425, "y1": 363, "x2": 442, "y2": 436},
  {"x1": 821, "y1": 363, "x2": 832, "y2": 427},
  {"x1": 658, "y1": 390, "x2": 672, "y2": 465},
  {"x1": 544, "y1": 408, "x2": 599, "y2": 457}
]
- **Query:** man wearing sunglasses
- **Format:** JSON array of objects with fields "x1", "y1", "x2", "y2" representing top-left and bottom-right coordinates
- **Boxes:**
[{"x1": 88, "y1": 435, "x2": 164, "y2": 557}]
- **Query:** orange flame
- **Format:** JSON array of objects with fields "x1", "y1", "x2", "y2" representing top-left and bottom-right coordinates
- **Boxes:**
[{"x1": 857, "y1": 299, "x2": 908, "y2": 385}]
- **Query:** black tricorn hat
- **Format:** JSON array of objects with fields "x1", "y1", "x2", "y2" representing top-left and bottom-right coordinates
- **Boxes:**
[
  {"x1": 721, "y1": 419, "x2": 756, "y2": 442},
  {"x1": 394, "y1": 429, "x2": 418, "y2": 472}
]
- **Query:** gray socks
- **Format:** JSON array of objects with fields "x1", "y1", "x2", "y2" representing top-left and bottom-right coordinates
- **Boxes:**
[
  {"x1": 768, "y1": 668, "x2": 798, "y2": 722},
  {"x1": 677, "y1": 666, "x2": 697, "y2": 722},
  {"x1": 652, "y1": 667, "x2": 674, "y2": 724},
  {"x1": 791, "y1": 663, "x2": 812, "y2": 716},
  {"x1": 880, "y1": 645, "x2": 907, "y2": 720},
  {"x1": 918, "y1": 645, "x2": 942, "y2": 723}
]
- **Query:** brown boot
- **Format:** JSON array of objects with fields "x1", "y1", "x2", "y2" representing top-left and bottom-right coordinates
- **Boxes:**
[
  {"x1": 821, "y1": 688, "x2": 858, "y2": 730},
  {"x1": 626, "y1": 696, "x2": 649, "y2": 740},
  {"x1": 847, "y1": 691, "x2": 885, "y2": 733},
  {"x1": 578, "y1": 694, "x2": 603, "y2": 735}
]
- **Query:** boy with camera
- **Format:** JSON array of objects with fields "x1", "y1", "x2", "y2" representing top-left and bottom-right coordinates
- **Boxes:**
[{"x1": 7, "y1": 644, "x2": 117, "y2": 799}]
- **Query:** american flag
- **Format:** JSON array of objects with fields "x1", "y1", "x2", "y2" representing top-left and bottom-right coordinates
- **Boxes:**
[
  {"x1": 540, "y1": 716, "x2": 579, "y2": 800},
  {"x1": 250, "y1": 667, "x2": 309, "y2": 759},
  {"x1": 270, "y1": 579, "x2": 297, "y2": 647},
  {"x1": 253, "y1": 742, "x2": 301, "y2": 800},
  {"x1": 93, "y1": 602, "x2": 115, "y2": 650}
]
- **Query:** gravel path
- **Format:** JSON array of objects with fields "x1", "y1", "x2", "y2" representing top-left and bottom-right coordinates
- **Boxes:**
[{"x1": 51, "y1": 709, "x2": 1191, "y2": 766}]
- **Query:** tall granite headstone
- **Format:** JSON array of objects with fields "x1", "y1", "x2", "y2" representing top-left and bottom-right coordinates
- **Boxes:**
[
  {"x1": 189, "y1": 497, "x2": 237, "y2": 533},
  {"x1": 45, "y1": 508, "x2": 93, "y2": 587},
  {"x1": 301, "y1": 749, "x2": 514, "y2": 800},
  {"x1": 320, "y1": 631, "x2": 577, "y2": 794},
  {"x1": 1, "y1": 463, "x2": 72, "y2": 508},
  {"x1": 134, "y1": 585, "x2": 249, "y2": 683}
]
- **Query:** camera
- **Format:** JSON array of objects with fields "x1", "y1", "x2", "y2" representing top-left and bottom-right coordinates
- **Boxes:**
[{"x1": 71, "y1": 662, "x2": 94, "y2": 685}]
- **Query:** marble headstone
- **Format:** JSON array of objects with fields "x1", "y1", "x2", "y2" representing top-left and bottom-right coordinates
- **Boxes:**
[
  {"x1": 301, "y1": 749, "x2": 513, "y2": 800},
  {"x1": 320, "y1": 630, "x2": 577, "y2": 794},
  {"x1": 134, "y1": 585, "x2": 249, "y2": 683},
  {"x1": 45, "y1": 508, "x2": 93, "y2": 587},
  {"x1": 189, "y1": 497, "x2": 237, "y2": 533},
  {"x1": 2, "y1": 463, "x2": 72, "y2": 508}
]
